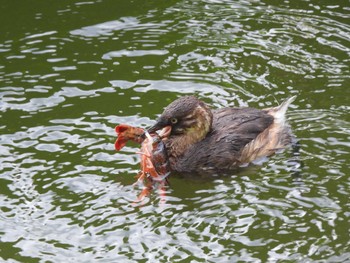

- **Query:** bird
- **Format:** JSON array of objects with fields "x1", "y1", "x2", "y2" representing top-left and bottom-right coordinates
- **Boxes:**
[{"x1": 147, "y1": 95, "x2": 297, "y2": 174}]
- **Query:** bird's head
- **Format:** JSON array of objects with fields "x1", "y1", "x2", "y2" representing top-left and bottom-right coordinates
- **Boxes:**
[{"x1": 148, "y1": 96, "x2": 213, "y2": 143}]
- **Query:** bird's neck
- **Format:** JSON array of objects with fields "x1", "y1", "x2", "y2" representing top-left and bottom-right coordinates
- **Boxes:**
[{"x1": 166, "y1": 104, "x2": 213, "y2": 166}]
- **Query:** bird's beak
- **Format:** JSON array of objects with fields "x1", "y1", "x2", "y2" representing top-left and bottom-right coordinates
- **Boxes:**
[
  {"x1": 158, "y1": 125, "x2": 172, "y2": 138},
  {"x1": 147, "y1": 119, "x2": 167, "y2": 133},
  {"x1": 146, "y1": 119, "x2": 172, "y2": 139}
]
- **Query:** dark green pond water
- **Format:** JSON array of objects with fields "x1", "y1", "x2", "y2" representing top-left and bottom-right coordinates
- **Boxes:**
[{"x1": 1, "y1": 0, "x2": 349, "y2": 262}]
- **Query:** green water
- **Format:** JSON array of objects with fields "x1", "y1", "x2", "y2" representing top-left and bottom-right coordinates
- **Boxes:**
[{"x1": 1, "y1": 0, "x2": 349, "y2": 262}]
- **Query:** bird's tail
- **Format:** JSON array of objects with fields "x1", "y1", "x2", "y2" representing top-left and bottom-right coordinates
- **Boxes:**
[{"x1": 267, "y1": 96, "x2": 297, "y2": 124}]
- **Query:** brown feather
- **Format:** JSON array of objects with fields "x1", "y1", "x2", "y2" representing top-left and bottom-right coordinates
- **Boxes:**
[{"x1": 150, "y1": 96, "x2": 296, "y2": 173}]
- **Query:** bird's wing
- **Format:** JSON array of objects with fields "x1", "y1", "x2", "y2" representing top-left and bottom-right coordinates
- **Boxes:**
[{"x1": 174, "y1": 107, "x2": 274, "y2": 172}]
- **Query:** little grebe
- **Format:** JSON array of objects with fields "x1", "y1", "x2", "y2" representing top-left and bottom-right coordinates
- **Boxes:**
[{"x1": 148, "y1": 96, "x2": 296, "y2": 173}]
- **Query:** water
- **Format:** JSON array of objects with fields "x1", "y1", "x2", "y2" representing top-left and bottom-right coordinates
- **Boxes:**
[{"x1": 1, "y1": 0, "x2": 349, "y2": 262}]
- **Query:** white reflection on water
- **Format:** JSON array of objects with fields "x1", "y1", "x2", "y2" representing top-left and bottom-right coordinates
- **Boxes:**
[{"x1": 1, "y1": 0, "x2": 350, "y2": 261}]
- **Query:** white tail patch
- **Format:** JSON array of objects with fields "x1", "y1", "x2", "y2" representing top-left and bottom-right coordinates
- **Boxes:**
[
  {"x1": 239, "y1": 96, "x2": 296, "y2": 164},
  {"x1": 267, "y1": 95, "x2": 296, "y2": 125}
]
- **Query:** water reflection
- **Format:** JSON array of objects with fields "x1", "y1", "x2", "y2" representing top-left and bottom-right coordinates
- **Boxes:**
[{"x1": 1, "y1": 0, "x2": 350, "y2": 261}]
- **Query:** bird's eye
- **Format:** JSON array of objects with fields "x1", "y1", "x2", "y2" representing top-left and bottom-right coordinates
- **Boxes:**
[{"x1": 170, "y1": 118, "x2": 178, "y2": 124}]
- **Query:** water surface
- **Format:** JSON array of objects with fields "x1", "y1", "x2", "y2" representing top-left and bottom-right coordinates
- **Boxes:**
[{"x1": 1, "y1": 0, "x2": 349, "y2": 262}]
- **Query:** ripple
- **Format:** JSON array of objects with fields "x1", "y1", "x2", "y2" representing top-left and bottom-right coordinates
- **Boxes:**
[
  {"x1": 70, "y1": 17, "x2": 168, "y2": 38},
  {"x1": 1, "y1": 0, "x2": 350, "y2": 261},
  {"x1": 23, "y1": 31, "x2": 57, "y2": 40},
  {"x1": 102, "y1": 49, "x2": 168, "y2": 59},
  {"x1": 35, "y1": 143, "x2": 62, "y2": 152}
]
